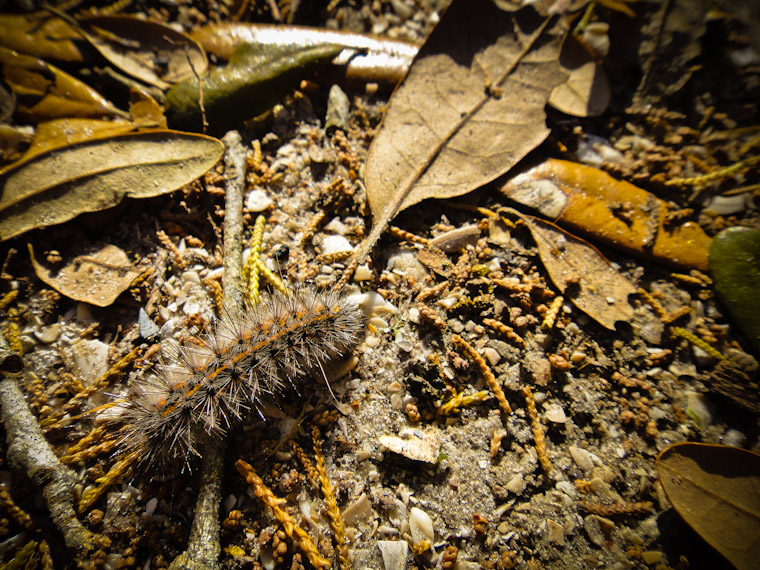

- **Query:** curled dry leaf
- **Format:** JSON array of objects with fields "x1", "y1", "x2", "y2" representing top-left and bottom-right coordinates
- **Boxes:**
[
  {"x1": 0, "y1": 12, "x2": 83, "y2": 63},
  {"x1": 657, "y1": 442, "x2": 760, "y2": 570},
  {"x1": 500, "y1": 159, "x2": 712, "y2": 270},
  {"x1": 78, "y1": 15, "x2": 208, "y2": 89},
  {"x1": 0, "y1": 130, "x2": 224, "y2": 240},
  {"x1": 503, "y1": 207, "x2": 636, "y2": 330},
  {"x1": 29, "y1": 243, "x2": 146, "y2": 307},
  {"x1": 0, "y1": 46, "x2": 127, "y2": 122},
  {"x1": 166, "y1": 42, "x2": 343, "y2": 133},
  {"x1": 356, "y1": 0, "x2": 568, "y2": 266},
  {"x1": 548, "y1": 35, "x2": 610, "y2": 117},
  {"x1": 191, "y1": 22, "x2": 419, "y2": 91}
]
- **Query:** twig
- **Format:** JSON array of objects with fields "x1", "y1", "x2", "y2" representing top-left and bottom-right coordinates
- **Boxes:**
[
  {"x1": 0, "y1": 336, "x2": 96, "y2": 558},
  {"x1": 169, "y1": 131, "x2": 247, "y2": 570}
]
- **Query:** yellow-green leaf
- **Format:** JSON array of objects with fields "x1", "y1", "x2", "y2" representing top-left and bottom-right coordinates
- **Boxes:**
[
  {"x1": 0, "y1": 130, "x2": 224, "y2": 240},
  {"x1": 166, "y1": 42, "x2": 343, "y2": 133}
]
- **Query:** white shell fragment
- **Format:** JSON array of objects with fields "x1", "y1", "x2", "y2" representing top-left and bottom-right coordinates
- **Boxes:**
[
  {"x1": 544, "y1": 403, "x2": 567, "y2": 424},
  {"x1": 377, "y1": 540, "x2": 408, "y2": 570},
  {"x1": 321, "y1": 235, "x2": 354, "y2": 256},
  {"x1": 408, "y1": 506, "x2": 435, "y2": 543},
  {"x1": 342, "y1": 493, "x2": 375, "y2": 527},
  {"x1": 378, "y1": 428, "x2": 442, "y2": 464},
  {"x1": 246, "y1": 189, "x2": 273, "y2": 212},
  {"x1": 568, "y1": 445, "x2": 597, "y2": 473}
]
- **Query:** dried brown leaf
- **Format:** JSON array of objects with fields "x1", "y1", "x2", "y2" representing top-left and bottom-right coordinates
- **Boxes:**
[
  {"x1": 78, "y1": 15, "x2": 208, "y2": 89},
  {"x1": 356, "y1": 0, "x2": 568, "y2": 265},
  {"x1": 0, "y1": 13, "x2": 83, "y2": 63},
  {"x1": 548, "y1": 35, "x2": 610, "y2": 117},
  {"x1": 504, "y1": 207, "x2": 635, "y2": 330},
  {"x1": 0, "y1": 46, "x2": 126, "y2": 122},
  {"x1": 29, "y1": 243, "x2": 145, "y2": 307},
  {"x1": 657, "y1": 443, "x2": 760, "y2": 570},
  {"x1": 0, "y1": 130, "x2": 224, "y2": 240}
]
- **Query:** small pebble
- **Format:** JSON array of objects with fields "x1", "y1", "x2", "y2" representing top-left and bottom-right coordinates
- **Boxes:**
[
  {"x1": 568, "y1": 445, "x2": 596, "y2": 473},
  {"x1": 506, "y1": 474, "x2": 525, "y2": 494},
  {"x1": 342, "y1": 493, "x2": 374, "y2": 527},
  {"x1": 377, "y1": 540, "x2": 408, "y2": 570},
  {"x1": 408, "y1": 507, "x2": 434, "y2": 543},
  {"x1": 546, "y1": 518, "x2": 564, "y2": 544},
  {"x1": 544, "y1": 403, "x2": 567, "y2": 423},
  {"x1": 35, "y1": 324, "x2": 61, "y2": 344},
  {"x1": 641, "y1": 551, "x2": 663, "y2": 564},
  {"x1": 321, "y1": 235, "x2": 353, "y2": 255},
  {"x1": 353, "y1": 264, "x2": 373, "y2": 281},
  {"x1": 583, "y1": 515, "x2": 606, "y2": 548},
  {"x1": 325, "y1": 84, "x2": 351, "y2": 131},
  {"x1": 246, "y1": 189, "x2": 272, "y2": 212},
  {"x1": 138, "y1": 308, "x2": 160, "y2": 339},
  {"x1": 686, "y1": 391, "x2": 715, "y2": 427},
  {"x1": 483, "y1": 347, "x2": 501, "y2": 366}
]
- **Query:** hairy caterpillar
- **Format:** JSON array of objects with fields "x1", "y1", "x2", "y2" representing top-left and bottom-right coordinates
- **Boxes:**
[{"x1": 118, "y1": 286, "x2": 363, "y2": 471}]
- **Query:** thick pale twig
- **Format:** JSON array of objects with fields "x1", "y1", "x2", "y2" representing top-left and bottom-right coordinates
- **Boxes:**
[
  {"x1": 170, "y1": 130, "x2": 247, "y2": 570},
  {"x1": 0, "y1": 337, "x2": 96, "y2": 557}
]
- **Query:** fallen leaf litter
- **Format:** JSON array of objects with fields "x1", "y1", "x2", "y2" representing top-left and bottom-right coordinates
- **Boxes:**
[{"x1": 0, "y1": 1, "x2": 759, "y2": 570}]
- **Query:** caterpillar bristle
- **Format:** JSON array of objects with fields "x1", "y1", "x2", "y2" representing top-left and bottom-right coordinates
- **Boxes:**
[{"x1": 115, "y1": 286, "x2": 364, "y2": 475}]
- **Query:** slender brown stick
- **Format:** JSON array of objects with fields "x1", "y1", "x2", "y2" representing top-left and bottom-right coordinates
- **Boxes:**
[{"x1": 169, "y1": 130, "x2": 246, "y2": 570}]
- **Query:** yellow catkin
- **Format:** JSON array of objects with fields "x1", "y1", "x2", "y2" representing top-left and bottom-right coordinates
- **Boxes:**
[
  {"x1": 671, "y1": 327, "x2": 726, "y2": 360},
  {"x1": 203, "y1": 277, "x2": 225, "y2": 316},
  {"x1": 312, "y1": 427, "x2": 349, "y2": 570},
  {"x1": 60, "y1": 426, "x2": 107, "y2": 463},
  {"x1": 665, "y1": 155, "x2": 760, "y2": 187},
  {"x1": 316, "y1": 251, "x2": 353, "y2": 265},
  {"x1": 660, "y1": 305, "x2": 692, "y2": 324},
  {"x1": 0, "y1": 289, "x2": 18, "y2": 311},
  {"x1": 417, "y1": 304, "x2": 447, "y2": 330},
  {"x1": 669, "y1": 272, "x2": 705, "y2": 285},
  {"x1": 244, "y1": 215, "x2": 289, "y2": 305},
  {"x1": 61, "y1": 438, "x2": 120, "y2": 465},
  {"x1": 4, "y1": 540, "x2": 37, "y2": 569},
  {"x1": 236, "y1": 460, "x2": 331, "y2": 569},
  {"x1": 243, "y1": 215, "x2": 266, "y2": 305},
  {"x1": 78, "y1": 450, "x2": 140, "y2": 513},
  {"x1": 437, "y1": 390, "x2": 490, "y2": 416},
  {"x1": 578, "y1": 501, "x2": 653, "y2": 517},
  {"x1": 482, "y1": 318, "x2": 524, "y2": 347},
  {"x1": 523, "y1": 386, "x2": 552, "y2": 475},
  {"x1": 387, "y1": 226, "x2": 430, "y2": 245},
  {"x1": 637, "y1": 288, "x2": 668, "y2": 321},
  {"x1": 63, "y1": 347, "x2": 141, "y2": 414},
  {"x1": 541, "y1": 296, "x2": 564, "y2": 330},
  {"x1": 39, "y1": 540, "x2": 53, "y2": 570},
  {"x1": 451, "y1": 334, "x2": 512, "y2": 415},
  {"x1": 4, "y1": 307, "x2": 22, "y2": 354},
  {"x1": 156, "y1": 230, "x2": 186, "y2": 269},
  {"x1": 0, "y1": 484, "x2": 33, "y2": 530},
  {"x1": 250, "y1": 139, "x2": 264, "y2": 173},
  {"x1": 289, "y1": 441, "x2": 320, "y2": 491}
]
